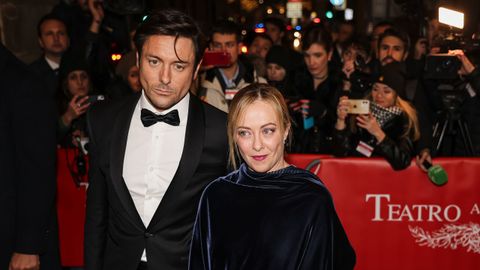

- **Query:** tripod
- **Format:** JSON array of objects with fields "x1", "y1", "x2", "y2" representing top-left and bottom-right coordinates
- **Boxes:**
[{"x1": 432, "y1": 108, "x2": 475, "y2": 156}]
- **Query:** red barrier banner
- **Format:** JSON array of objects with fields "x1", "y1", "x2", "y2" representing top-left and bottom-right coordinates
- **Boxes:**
[
  {"x1": 57, "y1": 150, "x2": 480, "y2": 269},
  {"x1": 286, "y1": 154, "x2": 480, "y2": 270},
  {"x1": 56, "y1": 148, "x2": 88, "y2": 267}
]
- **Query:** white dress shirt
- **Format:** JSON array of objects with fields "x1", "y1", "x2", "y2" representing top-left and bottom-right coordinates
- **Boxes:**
[
  {"x1": 44, "y1": 56, "x2": 59, "y2": 70},
  {"x1": 123, "y1": 91, "x2": 189, "y2": 261}
]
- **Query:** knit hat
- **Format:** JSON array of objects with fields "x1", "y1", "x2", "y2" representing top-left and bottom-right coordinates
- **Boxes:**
[
  {"x1": 375, "y1": 61, "x2": 407, "y2": 99},
  {"x1": 265, "y1": 45, "x2": 291, "y2": 71},
  {"x1": 59, "y1": 47, "x2": 89, "y2": 79}
]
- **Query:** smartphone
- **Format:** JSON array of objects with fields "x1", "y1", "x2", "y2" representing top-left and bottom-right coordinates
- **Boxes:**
[
  {"x1": 202, "y1": 51, "x2": 231, "y2": 67},
  {"x1": 82, "y1": 95, "x2": 105, "y2": 106},
  {"x1": 348, "y1": 99, "x2": 370, "y2": 114}
]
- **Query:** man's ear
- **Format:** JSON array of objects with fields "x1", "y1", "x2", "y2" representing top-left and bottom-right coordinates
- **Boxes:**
[
  {"x1": 136, "y1": 51, "x2": 140, "y2": 67},
  {"x1": 402, "y1": 51, "x2": 409, "y2": 61},
  {"x1": 328, "y1": 50, "x2": 333, "y2": 61},
  {"x1": 38, "y1": 38, "x2": 45, "y2": 49}
]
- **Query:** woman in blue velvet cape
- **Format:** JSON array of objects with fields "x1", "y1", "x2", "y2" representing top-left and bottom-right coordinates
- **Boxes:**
[{"x1": 188, "y1": 84, "x2": 355, "y2": 270}]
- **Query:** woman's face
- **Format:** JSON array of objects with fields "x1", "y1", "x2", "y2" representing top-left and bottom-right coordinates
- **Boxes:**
[
  {"x1": 304, "y1": 43, "x2": 331, "y2": 79},
  {"x1": 67, "y1": 70, "x2": 90, "y2": 96},
  {"x1": 266, "y1": 63, "x2": 286, "y2": 82},
  {"x1": 372, "y1": 83, "x2": 396, "y2": 107},
  {"x1": 128, "y1": 65, "x2": 142, "y2": 92},
  {"x1": 235, "y1": 100, "x2": 289, "y2": 173}
]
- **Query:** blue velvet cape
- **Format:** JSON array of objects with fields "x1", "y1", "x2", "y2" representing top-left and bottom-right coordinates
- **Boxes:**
[{"x1": 188, "y1": 164, "x2": 356, "y2": 270}]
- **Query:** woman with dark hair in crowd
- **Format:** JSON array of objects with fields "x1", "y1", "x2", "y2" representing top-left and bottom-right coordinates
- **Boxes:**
[
  {"x1": 289, "y1": 25, "x2": 342, "y2": 153},
  {"x1": 189, "y1": 83, "x2": 356, "y2": 270},
  {"x1": 57, "y1": 49, "x2": 99, "y2": 146},
  {"x1": 333, "y1": 62, "x2": 420, "y2": 170},
  {"x1": 265, "y1": 45, "x2": 293, "y2": 96}
]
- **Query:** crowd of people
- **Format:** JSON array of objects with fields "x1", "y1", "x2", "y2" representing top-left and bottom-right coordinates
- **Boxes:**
[
  {"x1": 27, "y1": 0, "x2": 480, "y2": 170},
  {"x1": 3, "y1": 0, "x2": 480, "y2": 269}
]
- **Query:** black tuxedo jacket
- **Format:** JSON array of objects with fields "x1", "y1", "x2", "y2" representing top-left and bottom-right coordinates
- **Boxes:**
[
  {"x1": 29, "y1": 56, "x2": 59, "y2": 98},
  {"x1": 0, "y1": 45, "x2": 57, "y2": 268},
  {"x1": 84, "y1": 93, "x2": 228, "y2": 270}
]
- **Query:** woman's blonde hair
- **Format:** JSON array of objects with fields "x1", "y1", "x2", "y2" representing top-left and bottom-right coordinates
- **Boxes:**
[
  {"x1": 227, "y1": 83, "x2": 292, "y2": 169},
  {"x1": 396, "y1": 96, "x2": 420, "y2": 141}
]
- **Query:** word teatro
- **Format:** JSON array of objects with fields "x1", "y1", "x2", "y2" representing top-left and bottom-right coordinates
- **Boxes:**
[{"x1": 364, "y1": 194, "x2": 479, "y2": 222}]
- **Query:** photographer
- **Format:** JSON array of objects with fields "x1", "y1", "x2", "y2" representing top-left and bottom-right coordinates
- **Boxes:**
[
  {"x1": 341, "y1": 41, "x2": 372, "y2": 99},
  {"x1": 333, "y1": 62, "x2": 420, "y2": 170},
  {"x1": 57, "y1": 49, "x2": 99, "y2": 147},
  {"x1": 431, "y1": 49, "x2": 480, "y2": 156},
  {"x1": 344, "y1": 28, "x2": 435, "y2": 170},
  {"x1": 450, "y1": 49, "x2": 480, "y2": 90}
]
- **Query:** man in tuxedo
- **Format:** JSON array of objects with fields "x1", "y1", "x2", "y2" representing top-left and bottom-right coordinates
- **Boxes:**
[
  {"x1": 0, "y1": 44, "x2": 57, "y2": 269},
  {"x1": 84, "y1": 10, "x2": 228, "y2": 270},
  {"x1": 29, "y1": 13, "x2": 70, "y2": 97}
]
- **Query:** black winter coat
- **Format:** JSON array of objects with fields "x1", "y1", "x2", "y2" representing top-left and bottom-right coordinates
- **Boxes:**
[{"x1": 332, "y1": 113, "x2": 415, "y2": 170}]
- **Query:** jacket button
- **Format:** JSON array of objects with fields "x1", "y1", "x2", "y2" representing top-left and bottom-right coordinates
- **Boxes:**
[{"x1": 144, "y1": 232, "x2": 154, "y2": 238}]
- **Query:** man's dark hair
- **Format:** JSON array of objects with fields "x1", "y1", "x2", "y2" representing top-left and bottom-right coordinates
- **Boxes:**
[
  {"x1": 302, "y1": 25, "x2": 332, "y2": 53},
  {"x1": 134, "y1": 9, "x2": 206, "y2": 68},
  {"x1": 377, "y1": 28, "x2": 411, "y2": 53},
  {"x1": 264, "y1": 17, "x2": 285, "y2": 33},
  {"x1": 210, "y1": 20, "x2": 241, "y2": 43},
  {"x1": 37, "y1": 13, "x2": 68, "y2": 37},
  {"x1": 373, "y1": 20, "x2": 394, "y2": 31}
]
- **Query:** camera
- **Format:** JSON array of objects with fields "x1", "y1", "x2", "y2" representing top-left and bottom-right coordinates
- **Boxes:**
[
  {"x1": 425, "y1": 7, "x2": 480, "y2": 79},
  {"x1": 424, "y1": 54, "x2": 461, "y2": 80}
]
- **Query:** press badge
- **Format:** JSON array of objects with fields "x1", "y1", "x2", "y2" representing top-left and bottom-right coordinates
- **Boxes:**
[
  {"x1": 225, "y1": 89, "x2": 239, "y2": 100},
  {"x1": 356, "y1": 140, "x2": 374, "y2": 157}
]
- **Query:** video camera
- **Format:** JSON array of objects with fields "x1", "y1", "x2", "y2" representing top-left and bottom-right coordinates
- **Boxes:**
[{"x1": 425, "y1": 7, "x2": 480, "y2": 80}]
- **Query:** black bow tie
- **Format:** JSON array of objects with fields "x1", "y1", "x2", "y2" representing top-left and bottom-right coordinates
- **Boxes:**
[{"x1": 140, "y1": 108, "x2": 180, "y2": 127}]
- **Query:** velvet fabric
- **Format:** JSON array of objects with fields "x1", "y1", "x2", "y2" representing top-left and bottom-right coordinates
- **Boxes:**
[{"x1": 188, "y1": 164, "x2": 356, "y2": 270}]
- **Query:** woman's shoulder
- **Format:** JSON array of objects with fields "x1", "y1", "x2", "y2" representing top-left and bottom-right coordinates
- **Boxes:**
[{"x1": 284, "y1": 166, "x2": 332, "y2": 194}]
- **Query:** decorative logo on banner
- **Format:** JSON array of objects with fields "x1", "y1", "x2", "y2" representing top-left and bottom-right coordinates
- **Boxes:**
[
  {"x1": 409, "y1": 223, "x2": 480, "y2": 254},
  {"x1": 366, "y1": 194, "x2": 480, "y2": 254}
]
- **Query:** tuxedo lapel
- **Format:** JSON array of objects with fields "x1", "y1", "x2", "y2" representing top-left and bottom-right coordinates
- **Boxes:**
[
  {"x1": 110, "y1": 93, "x2": 145, "y2": 229},
  {"x1": 147, "y1": 95, "x2": 205, "y2": 231}
]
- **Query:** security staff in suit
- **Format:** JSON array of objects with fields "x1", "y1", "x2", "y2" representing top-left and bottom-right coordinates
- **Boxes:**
[
  {"x1": 84, "y1": 10, "x2": 228, "y2": 270},
  {"x1": 0, "y1": 44, "x2": 57, "y2": 269},
  {"x1": 29, "y1": 13, "x2": 70, "y2": 97}
]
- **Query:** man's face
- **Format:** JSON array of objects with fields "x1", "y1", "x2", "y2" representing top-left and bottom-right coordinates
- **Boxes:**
[
  {"x1": 138, "y1": 35, "x2": 199, "y2": 112},
  {"x1": 210, "y1": 33, "x2": 239, "y2": 67},
  {"x1": 39, "y1": 19, "x2": 69, "y2": 57},
  {"x1": 248, "y1": 36, "x2": 272, "y2": 59},
  {"x1": 378, "y1": 36, "x2": 407, "y2": 66},
  {"x1": 265, "y1": 23, "x2": 283, "y2": 45}
]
